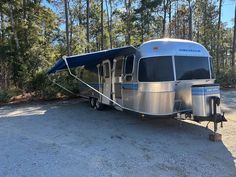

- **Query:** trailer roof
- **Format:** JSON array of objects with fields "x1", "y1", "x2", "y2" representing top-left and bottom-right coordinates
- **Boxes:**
[
  {"x1": 47, "y1": 46, "x2": 136, "y2": 74},
  {"x1": 138, "y1": 38, "x2": 209, "y2": 58}
]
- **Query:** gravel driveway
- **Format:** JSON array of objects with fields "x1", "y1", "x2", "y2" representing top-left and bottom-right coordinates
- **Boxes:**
[{"x1": 0, "y1": 90, "x2": 235, "y2": 177}]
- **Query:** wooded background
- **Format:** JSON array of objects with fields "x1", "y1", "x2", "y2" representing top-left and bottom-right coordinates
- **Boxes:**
[{"x1": 0, "y1": 0, "x2": 235, "y2": 101}]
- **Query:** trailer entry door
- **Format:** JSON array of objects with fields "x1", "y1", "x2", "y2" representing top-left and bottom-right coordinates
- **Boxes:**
[
  {"x1": 102, "y1": 60, "x2": 112, "y2": 105},
  {"x1": 112, "y1": 57, "x2": 124, "y2": 105}
]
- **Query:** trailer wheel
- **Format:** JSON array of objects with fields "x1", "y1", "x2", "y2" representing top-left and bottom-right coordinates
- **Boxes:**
[
  {"x1": 95, "y1": 99, "x2": 104, "y2": 111},
  {"x1": 89, "y1": 97, "x2": 96, "y2": 108}
]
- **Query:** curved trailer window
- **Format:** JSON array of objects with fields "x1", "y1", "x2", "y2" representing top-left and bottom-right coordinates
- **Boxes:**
[
  {"x1": 115, "y1": 59, "x2": 123, "y2": 77},
  {"x1": 124, "y1": 55, "x2": 134, "y2": 74},
  {"x1": 175, "y1": 56, "x2": 210, "y2": 80},
  {"x1": 138, "y1": 56, "x2": 174, "y2": 82}
]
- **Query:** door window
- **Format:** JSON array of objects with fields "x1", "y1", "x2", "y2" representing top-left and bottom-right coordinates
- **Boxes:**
[
  {"x1": 124, "y1": 55, "x2": 134, "y2": 74},
  {"x1": 115, "y1": 59, "x2": 123, "y2": 77},
  {"x1": 99, "y1": 65, "x2": 103, "y2": 77},
  {"x1": 124, "y1": 55, "x2": 134, "y2": 81},
  {"x1": 104, "y1": 62, "x2": 110, "y2": 78}
]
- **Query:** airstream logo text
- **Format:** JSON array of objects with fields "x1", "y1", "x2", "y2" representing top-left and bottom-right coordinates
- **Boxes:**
[
  {"x1": 204, "y1": 87, "x2": 219, "y2": 94},
  {"x1": 179, "y1": 49, "x2": 201, "y2": 52}
]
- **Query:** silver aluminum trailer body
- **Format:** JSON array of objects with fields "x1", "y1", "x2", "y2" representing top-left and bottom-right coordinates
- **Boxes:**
[
  {"x1": 48, "y1": 38, "x2": 226, "y2": 130},
  {"x1": 78, "y1": 39, "x2": 214, "y2": 116}
]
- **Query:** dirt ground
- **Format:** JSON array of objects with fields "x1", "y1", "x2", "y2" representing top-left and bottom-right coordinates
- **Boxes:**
[{"x1": 0, "y1": 90, "x2": 235, "y2": 177}]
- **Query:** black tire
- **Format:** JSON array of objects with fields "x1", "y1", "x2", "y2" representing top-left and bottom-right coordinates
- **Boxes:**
[
  {"x1": 89, "y1": 97, "x2": 96, "y2": 108},
  {"x1": 94, "y1": 99, "x2": 104, "y2": 111}
]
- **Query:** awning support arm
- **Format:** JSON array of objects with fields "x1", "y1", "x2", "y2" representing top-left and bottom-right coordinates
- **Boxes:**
[
  {"x1": 62, "y1": 56, "x2": 124, "y2": 109},
  {"x1": 48, "y1": 76, "x2": 77, "y2": 96},
  {"x1": 41, "y1": 57, "x2": 78, "y2": 96}
]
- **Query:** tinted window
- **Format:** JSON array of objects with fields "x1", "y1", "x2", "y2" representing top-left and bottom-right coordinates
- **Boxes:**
[
  {"x1": 125, "y1": 55, "x2": 134, "y2": 74},
  {"x1": 115, "y1": 59, "x2": 123, "y2": 77},
  {"x1": 138, "y1": 56, "x2": 174, "y2": 82},
  {"x1": 104, "y1": 63, "x2": 110, "y2": 78},
  {"x1": 175, "y1": 56, "x2": 210, "y2": 80},
  {"x1": 99, "y1": 65, "x2": 103, "y2": 76}
]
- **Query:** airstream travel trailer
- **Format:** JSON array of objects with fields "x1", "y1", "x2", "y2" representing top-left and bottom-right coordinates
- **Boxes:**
[{"x1": 48, "y1": 38, "x2": 226, "y2": 134}]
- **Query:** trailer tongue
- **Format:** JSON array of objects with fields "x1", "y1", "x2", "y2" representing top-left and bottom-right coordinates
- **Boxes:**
[{"x1": 191, "y1": 84, "x2": 227, "y2": 141}]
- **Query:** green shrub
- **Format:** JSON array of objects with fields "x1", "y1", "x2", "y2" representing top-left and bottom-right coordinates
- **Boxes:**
[
  {"x1": 1, "y1": 69, "x2": 90, "y2": 103},
  {"x1": 0, "y1": 88, "x2": 22, "y2": 103},
  {"x1": 216, "y1": 67, "x2": 235, "y2": 87},
  {"x1": 26, "y1": 70, "x2": 80, "y2": 100},
  {"x1": 0, "y1": 90, "x2": 11, "y2": 103},
  {"x1": 7, "y1": 88, "x2": 22, "y2": 98}
]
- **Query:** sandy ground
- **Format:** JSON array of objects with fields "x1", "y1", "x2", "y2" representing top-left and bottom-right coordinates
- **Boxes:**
[{"x1": 0, "y1": 90, "x2": 235, "y2": 177}]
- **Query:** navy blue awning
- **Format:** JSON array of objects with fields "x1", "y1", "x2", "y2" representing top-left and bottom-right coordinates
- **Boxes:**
[{"x1": 47, "y1": 46, "x2": 136, "y2": 75}]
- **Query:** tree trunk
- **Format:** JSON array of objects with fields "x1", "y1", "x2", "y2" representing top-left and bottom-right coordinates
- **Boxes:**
[
  {"x1": 109, "y1": 0, "x2": 113, "y2": 48},
  {"x1": 86, "y1": 0, "x2": 90, "y2": 52},
  {"x1": 68, "y1": 1, "x2": 73, "y2": 54},
  {"x1": 168, "y1": 0, "x2": 171, "y2": 37},
  {"x1": 4, "y1": 63, "x2": 8, "y2": 89},
  {"x1": 232, "y1": 2, "x2": 236, "y2": 75},
  {"x1": 141, "y1": 11, "x2": 144, "y2": 42},
  {"x1": 125, "y1": 0, "x2": 131, "y2": 45},
  {"x1": 78, "y1": 0, "x2": 83, "y2": 25},
  {"x1": 147, "y1": 10, "x2": 150, "y2": 38},
  {"x1": 101, "y1": 0, "x2": 104, "y2": 50},
  {"x1": 23, "y1": 0, "x2": 29, "y2": 46},
  {"x1": 0, "y1": 58, "x2": 3, "y2": 89},
  {"x1": 174, "y1": 0, "x2": 178, "y2": 38},
  {"x1": 9, "y1": 1, "x2": 20, "y2": 87},
  {"x1": 8, "y1": 1, "x2": 20, "y2": 50},
  {"x1": 196, "y1": 17, "x2": 200, "y2": 42},
  {"x1": 69, "y1": 19, "x2": 73, "y2": 54},
  {"x1": 216, "y1": 0, "x2": 223, "y2": 75},
  {"x1": 0, "y1": 4, "x2": 4, "y2": 41},
  {"x1": 188, "y1": 0, "x2": 192, "y2": 40},
  {"x1": 162, "y1": 0, "x2": 166, "y2": 37},
  {"x1": 183, "y1": 20, "x2": 186, "y2": 39},
  {"x1": 64, "y1": 0, "x2": 71, "y2": 55},
  {"x1": 0, "y1": 7, "x2": 3, "y2": 89},
  {"x1": 203, "y1": 1, "x2": 207, "y2": 46},
  {"x1": 105, "y1": 0, "x2": 113, "y2": 48}
]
